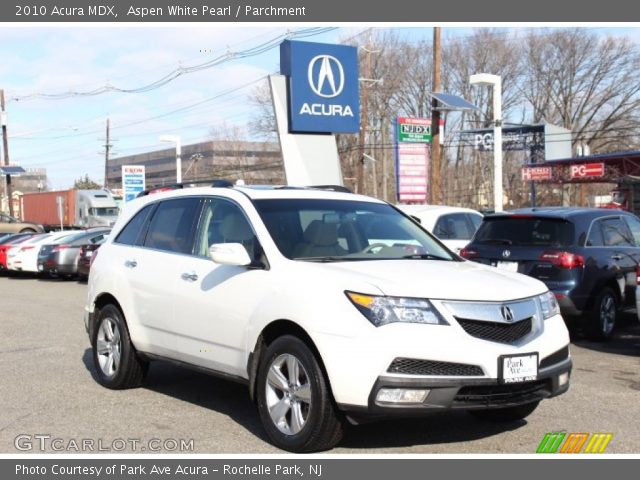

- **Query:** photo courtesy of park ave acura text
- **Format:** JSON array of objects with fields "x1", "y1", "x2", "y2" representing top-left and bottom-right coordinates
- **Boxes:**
[{"x1": 0, "y1": 5, "x2": 639, "y2": 459}]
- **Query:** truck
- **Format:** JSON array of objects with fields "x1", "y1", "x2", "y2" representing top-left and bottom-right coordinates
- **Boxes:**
[
  {"x1": 600, "y1": 181, "x2": 640, "y2": 215},
  {"x1": 20, "y1": 189, "x2": 119, "y2": 231}
]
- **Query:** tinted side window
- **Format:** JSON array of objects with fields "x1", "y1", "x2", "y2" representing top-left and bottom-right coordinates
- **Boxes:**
[
  {"x1": 586, "y1": 220, "x2": 605, "y2": 247},
  {"x1": 601, "y1": 217, "x2": 634, "y2": 247},
  {"x1": 469, "y1": 213, "x2": 483, "y2": 231},
  {"x1": 115, "y1": 205, "x2": 154, "y2": 246},
  {"x1": 434, "y1": 213, "x2": 473, "y2": 240},
  {"x1": 194, "y1": 199, "x2": 257, "y2": 259},
  {"x1": 144, "y1": 198, "x2": 201, "y2": 254},
  {"x1": 623, "y1": 215, "x2": 640, "y2": 246}
]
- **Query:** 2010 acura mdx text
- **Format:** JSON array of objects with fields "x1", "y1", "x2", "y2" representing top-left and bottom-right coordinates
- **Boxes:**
[{"x1": 84, "y1": 184, "x2": 572, "y2": 452}]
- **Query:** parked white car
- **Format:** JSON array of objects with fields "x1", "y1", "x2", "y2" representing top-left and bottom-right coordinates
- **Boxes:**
[
  {"x1": 7, "y1": 230, "x2": 80, "y2": 273},
  {"x1": 397, "y1": 205, "x2": 483, "y2": 253},
  {"x1": 85, "y1": 185, "x2": 571, "y2": 452}
]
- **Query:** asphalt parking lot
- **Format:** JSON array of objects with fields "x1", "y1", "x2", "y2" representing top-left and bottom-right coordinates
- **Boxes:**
[{"x1": 1, "y1": 275, "x2": 639, "y2": 454}]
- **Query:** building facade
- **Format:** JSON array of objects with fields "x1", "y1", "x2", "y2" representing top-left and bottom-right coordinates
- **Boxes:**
[{"x1": 106, "y1": 140, "x2": 285, "y2": 189}]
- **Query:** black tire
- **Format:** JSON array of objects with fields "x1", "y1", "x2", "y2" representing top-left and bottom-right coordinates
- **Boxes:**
[
  {"x1": 256, "y1": 335, "x2": 343, "y2": 452},
  {"x1": 92, "y1": 304, "x2": 148, "y2": 389},
  {"x1": 469, "y1": 401, "x2": 540, "y2": 422},
  {"x1": 586, "y1": 287, "x2": 617, "y2": 341}
]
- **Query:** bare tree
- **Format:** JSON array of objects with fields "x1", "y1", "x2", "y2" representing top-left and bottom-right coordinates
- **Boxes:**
[{"x1": 522, "y1": 29, "x2": 640, "y2": 152}]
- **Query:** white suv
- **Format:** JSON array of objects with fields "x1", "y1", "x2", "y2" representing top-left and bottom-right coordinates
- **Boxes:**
[{"x1": 85, "y1": 184, "x2": 571, "y2": 452}]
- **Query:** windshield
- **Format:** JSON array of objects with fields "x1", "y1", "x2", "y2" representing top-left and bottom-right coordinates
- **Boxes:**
[
  {"x1": 89, "y1": 207, "x2": 118, "y2": 217},
  {"x1": 474, "y1": 217, "x2": 574, "y2": 247},
  {"x1": 254, "y1": 199, "x2": 455, "y2": 262}
]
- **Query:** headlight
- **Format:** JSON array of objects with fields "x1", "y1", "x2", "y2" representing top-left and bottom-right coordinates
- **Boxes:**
[
  {"x1": 346, "y1": 291, "x2": 448, "y2": 327},
  {"x1": 538, "y1": 291, "x2": 560, "y2": 320}
]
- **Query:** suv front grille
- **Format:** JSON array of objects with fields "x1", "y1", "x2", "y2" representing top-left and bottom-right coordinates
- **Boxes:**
[
  {"x1": 387, "y1": 358, "x2": 484, "y2": 376},
  {"x1": 454, "y1": 380, "x2": 551, "y2": 406},
  {"x1": 457, "y1": 317, "x2": 532, "y2": 344},
  {"x1": 539, "y1": 346, "x2": 569, "y2": 369}
]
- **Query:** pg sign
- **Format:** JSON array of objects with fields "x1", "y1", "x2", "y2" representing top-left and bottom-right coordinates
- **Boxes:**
[
  {"x1": 570, "y1": 163, "x2": 605, "y2": 179},
  {"x1": 280, "y1": 40, "x2": 360, "y2": 133}
]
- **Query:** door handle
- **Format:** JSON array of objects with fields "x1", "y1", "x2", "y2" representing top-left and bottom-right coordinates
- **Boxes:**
[
  {"x1": 124, "y1": 259, "x2": 137, "y2": 268},
  {"x1": 181, "y1": 272, "x2": 199, "y2": 282},
  {"x1": 611, "y1": 254, "x2": 623, "y2": 261}
]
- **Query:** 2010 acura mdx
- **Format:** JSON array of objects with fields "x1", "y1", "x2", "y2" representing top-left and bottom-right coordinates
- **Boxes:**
[{"x1": 84, "y1": 184, "x2": 571, "y2": 452}]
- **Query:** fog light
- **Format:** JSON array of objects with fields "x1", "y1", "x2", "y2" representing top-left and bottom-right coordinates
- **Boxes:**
[
  {"x1": 558, "y1": 372, "x2": 569, "y2": 386},
  {"x1": 375, "y1": 388, "x2": 429, "y2": 405}
]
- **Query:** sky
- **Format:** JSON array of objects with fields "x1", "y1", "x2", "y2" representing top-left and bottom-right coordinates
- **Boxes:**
[{"x1": 2, "y1": 26, "x2": 640, "y2": 190}]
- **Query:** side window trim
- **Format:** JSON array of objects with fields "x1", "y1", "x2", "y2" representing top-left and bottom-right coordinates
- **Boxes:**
[
  {"x1": 113, "y1": 203, "x2": 157, "y2": 247},
  {"x1": 142, "y1": 197, "x2": 204, "y2": 255}
]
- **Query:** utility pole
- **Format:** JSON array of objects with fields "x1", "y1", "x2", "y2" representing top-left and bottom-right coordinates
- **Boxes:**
[
  {"x1": 0, "y1": 89, "x2": 14, "y2": 216},
  {"x1": 356, "y1": 34, "x2": 373, "y2": 196},
  {"x1": 103, "y1": 118, "x2": 111, "y2": 188},
  {"x1": 430, "y1": 27, "x2": 442, "y2": 205}
]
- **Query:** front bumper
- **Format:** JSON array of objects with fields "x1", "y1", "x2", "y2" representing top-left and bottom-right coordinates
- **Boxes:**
[{"x1": 339, "y1": 357, "x2": 571, "y2": 417}]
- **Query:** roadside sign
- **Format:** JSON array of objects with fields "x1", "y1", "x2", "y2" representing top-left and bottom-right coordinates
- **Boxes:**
[
  {"x1": 396, "y1": 143, "x2": 429, "y2": 202},
  {"x1": 522, "y1": 166, "x2": 553, "y2": 181},
  {"x1": 122, "y1": 165, "x2": 146, "y2": 203},
  {"x1": 570, "y1": 163, "x2": 605, "y2": 179},
  {"x1": 398, "y1": 117, "x2": 432, "y2": 143}
]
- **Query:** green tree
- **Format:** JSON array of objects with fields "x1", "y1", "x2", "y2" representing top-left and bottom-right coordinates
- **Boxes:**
[{"x1": 74, "y1": 174, "x2": 102, "y2": 190}]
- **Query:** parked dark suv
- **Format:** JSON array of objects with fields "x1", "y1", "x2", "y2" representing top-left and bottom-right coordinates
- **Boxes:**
[{"x1": 461, "y1": 207, "x2": 640, "y2": 340}]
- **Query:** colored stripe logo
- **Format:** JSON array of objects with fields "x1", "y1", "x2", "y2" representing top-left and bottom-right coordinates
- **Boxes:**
[{"x1": 536, "y1": 432, "x2": 612, "y2": 453}]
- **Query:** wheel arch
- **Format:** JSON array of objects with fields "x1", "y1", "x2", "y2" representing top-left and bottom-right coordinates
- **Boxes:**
[
  {"x1": 90, "y1": 293, "x2": 126, "y2": 345},
  {"x1": 247, "y1": 319, "x2": 331, "y2": 404}
]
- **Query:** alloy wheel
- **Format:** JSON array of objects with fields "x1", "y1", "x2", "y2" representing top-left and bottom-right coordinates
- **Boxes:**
[
  {"x1": 96, "y1": 317, "x2": 122, "y2": 377},
  {"x1": 265, "y1": 353, "x2": 312, "y2": 435}
]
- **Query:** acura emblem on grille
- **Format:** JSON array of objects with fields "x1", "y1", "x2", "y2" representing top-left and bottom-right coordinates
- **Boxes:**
[
  {"x1": 500, "y1": 305, "x2": 515, "y2": 322},
  {"x1": 502, "y1": 249, "x2": 511, "y2": 258}
]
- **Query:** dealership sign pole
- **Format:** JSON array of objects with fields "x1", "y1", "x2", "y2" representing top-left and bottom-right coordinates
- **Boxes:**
[{"x1": 270, "y1": 40, "x2": 360, "y2": 187}]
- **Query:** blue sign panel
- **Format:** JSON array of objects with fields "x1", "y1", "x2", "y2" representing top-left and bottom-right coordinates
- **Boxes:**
[
  {"x1": 122, "y1": 165, "x2": 146, "y2": 203},
  {"x1": 280, "y1": 40, "x2": 360, "y2": 134}
]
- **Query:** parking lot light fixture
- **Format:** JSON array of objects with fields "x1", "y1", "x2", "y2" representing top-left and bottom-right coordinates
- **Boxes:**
[
  {"x1": 470, "y1": 73, "x2": 503, "y2": 212},
  {"x1": 159, "y1": 135, "x2": 182, "y2": 183}
]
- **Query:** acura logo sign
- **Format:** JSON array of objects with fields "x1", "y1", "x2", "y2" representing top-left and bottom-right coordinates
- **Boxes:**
[
  {"x1": 308, "y1": 55, "x2": 345, "y2": 98},
  {"x1": 500, "y1": 305, "x2": 515, "y2": 322}
]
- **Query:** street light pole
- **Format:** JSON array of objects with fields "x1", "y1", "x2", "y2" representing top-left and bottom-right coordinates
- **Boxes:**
[
  {"x1": 470, "y1": 74, "x2": 503, "y2": 212},
  {"x1": 160, "y1": 135, "x2": 182, "y2": 183}
]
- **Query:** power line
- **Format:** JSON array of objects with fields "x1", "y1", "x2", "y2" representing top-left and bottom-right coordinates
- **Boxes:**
[{"x1": 8, "y1": 27, "x2": 336, "y2": 102}]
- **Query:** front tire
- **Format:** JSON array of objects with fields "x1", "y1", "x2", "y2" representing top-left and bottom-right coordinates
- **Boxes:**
[
  {"x1": 92, "y1": 304, "x2": 147, "y2": 389},
  {"x1": 256, "y1": 335, "x2": 343, "y2": 452},
  {"x1": 468, "y1": 401, "x2": 540, "y2": 422},
  {"x1": 587, "y1": 287, "x2": 617, "y2": 341}
]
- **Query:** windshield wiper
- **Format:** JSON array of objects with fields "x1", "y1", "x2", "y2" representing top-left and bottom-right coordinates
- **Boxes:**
[
  {"x1": 401, "y1": 253, "x2": 451, "y2": 261},
  {"x1": 477, "y1": 238, "x2": 513, "y2": 245},
  {"x1": 296, "y1": 256, "x2": 360, "y2": 263}
]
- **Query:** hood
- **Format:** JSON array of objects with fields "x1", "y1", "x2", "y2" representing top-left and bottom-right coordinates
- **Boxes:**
[{"x1": 307, "y1": 259, "x2": 547, "y2": 302}]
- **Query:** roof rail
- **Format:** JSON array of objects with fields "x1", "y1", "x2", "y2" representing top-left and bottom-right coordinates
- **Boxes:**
[
  {"x1": 136, "y1": 179, "x2": 234, "y2": 198},
  {"x1": 307, "y1": 185, "x2": 352, "y2": 193}
]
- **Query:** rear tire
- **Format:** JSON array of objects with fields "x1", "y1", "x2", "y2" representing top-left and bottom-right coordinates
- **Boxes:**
[
  {"x1": 587, "y1": 287, "x2": 617, "y2": 341},
  {"x1": 468, "y1": 401, "x2": 540, "y2": 422},
  {"x1": 256, "y1": 335, "x2": 343, "y2": 452},
  {"x1": 92, "y1": 304, "x2": 148, "y2": 389}
]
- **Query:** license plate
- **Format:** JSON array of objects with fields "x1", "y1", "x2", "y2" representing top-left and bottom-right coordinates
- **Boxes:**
[
  {"x1": 499, "y1": 353, "x2": 538, "y2": 383},
  {"x1": 85, "y1": 251, "x2": 93, "y2": 258},
  {"x1": 38, "y1": 264, "x2": 43, "y2": 272},
  {"x1": 496, "y1": 261, "x2": 518, "y2": 272}
]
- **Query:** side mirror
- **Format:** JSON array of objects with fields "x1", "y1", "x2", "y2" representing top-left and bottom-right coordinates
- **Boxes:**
[{"x1": 209, "y1": 243, "x2": 251, "y2": 266}]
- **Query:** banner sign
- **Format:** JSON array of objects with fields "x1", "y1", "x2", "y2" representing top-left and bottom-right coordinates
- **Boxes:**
[{"x1": 522, "y1": 166, "x2": 553, "y2": 181}]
